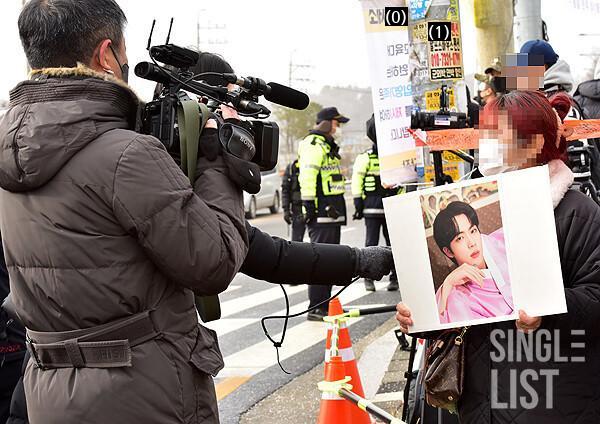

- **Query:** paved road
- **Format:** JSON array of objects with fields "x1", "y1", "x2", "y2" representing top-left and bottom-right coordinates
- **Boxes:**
[{"x1": 209, "y1": 203, "x2": 402, "y2": 424}]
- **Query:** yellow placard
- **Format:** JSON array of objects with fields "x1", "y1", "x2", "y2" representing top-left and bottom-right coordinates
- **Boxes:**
[
  {"x1": 413, "y1": 22, "x2": 428, "y2": 42},
  {"x1": 425, "y1": 88, "x2": 455, "y2": 111},
  {"x1": 424, "y1": 164, "x2": 461, "y2": 183},
  {"x1": 442, "y1": 151, "x2": 460, "y2": 161},
  {"x1": 379, "y1": 150, "x2": 418, "y2": 170}
]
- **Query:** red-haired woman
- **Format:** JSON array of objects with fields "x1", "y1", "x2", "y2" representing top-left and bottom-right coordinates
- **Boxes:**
[{"x1": 397, "y1": 90, "x2": 600, "y2": 424}]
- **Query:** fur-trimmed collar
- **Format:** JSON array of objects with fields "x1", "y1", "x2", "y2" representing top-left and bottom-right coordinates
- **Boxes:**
[
  {"x1": 548, "y1": 159, "x2": 575, "y2": 209},
  {"x1": 29, "y1": 64, "x2": 139, "y2": 99}
]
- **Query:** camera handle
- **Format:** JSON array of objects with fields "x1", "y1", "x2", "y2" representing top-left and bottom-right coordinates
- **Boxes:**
[{"x1": 177, "y1": 99, "x2": 222, "y2": 322}]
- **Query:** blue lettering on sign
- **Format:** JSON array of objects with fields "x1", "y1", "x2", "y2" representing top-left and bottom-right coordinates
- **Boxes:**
[{"x1": 378, "y1": 83, "x2": 413, "y2": 101}]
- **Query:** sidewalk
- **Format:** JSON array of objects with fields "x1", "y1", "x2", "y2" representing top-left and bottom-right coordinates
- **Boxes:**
[{"x1": 240, "y1": 317, "x2": 411, "y2": 424}]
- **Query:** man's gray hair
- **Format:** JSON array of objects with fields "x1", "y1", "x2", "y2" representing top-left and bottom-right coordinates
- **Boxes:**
[{"x1": 19, "y1": 0, "x2": 127, "y2": 69}]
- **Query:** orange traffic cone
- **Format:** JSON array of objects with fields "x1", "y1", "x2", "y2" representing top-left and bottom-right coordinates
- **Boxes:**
[
  {"x1": 325, "y1": 298, "x2": 372, "y2": 424},
  {"x1": 317, "y1": 356, "x2": 352, "y2": 423}
]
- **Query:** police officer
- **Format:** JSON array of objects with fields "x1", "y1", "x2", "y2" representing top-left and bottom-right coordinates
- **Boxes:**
[
  {"x1": 352, "y1": 114, "x2": 399, "y2": 292},
  {"x1": 281, "y1": 159, "x2": 305, "y2": 241},
  {"x1": 298, "y1": 107, "x2": 349, "y2": 320}
]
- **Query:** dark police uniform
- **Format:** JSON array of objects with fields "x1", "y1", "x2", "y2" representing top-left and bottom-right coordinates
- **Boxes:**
[
  {"x1": 352, "y1": 115, "x2": 400, "y2": 291},
  {"x1": 281, "y1": 159, "x2": 306, "y2": 242}
]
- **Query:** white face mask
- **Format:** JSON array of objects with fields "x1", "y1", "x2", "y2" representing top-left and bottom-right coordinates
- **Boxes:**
[
  {"x1": 477, "y1": 138, "x2": 517, "y2": 176},
  {"x1": 333, "y1": 126, "x2": 342, "y2": 140}
]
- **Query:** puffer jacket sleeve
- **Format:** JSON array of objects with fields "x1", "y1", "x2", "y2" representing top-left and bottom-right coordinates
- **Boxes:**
[
  {"x1": 112, "y1": 134, "x2": 248, "y2": 296},
  {"x1": 547, "y1": 190, "x2": 600, "y2": 336},
  {"x1": 240, "y1": 222, "x2": 357, "y2": 285}
]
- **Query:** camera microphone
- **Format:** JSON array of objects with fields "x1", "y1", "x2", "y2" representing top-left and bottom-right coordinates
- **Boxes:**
[
  {"x1": 264, "y1": 82, "x2": 310, "y2": 111},
  {"x1": 222, "y1": 74, "x2": 310, "y2": 110}
]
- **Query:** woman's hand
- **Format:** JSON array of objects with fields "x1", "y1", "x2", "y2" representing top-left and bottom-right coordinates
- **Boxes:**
[
  {"x1": 438, "y1": 263, "x2": 485, "y2": 315},
  {"x1": 396, "y1": 303, "x2": 413, "y2": 334},
  {"x1": 516, "y1": 310, "x2": 542, "y2": 333}
]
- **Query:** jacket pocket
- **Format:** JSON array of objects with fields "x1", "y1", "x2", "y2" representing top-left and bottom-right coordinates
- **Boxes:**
[{"x1": 189, "y1": 324, "x2": 224, "y2": 377}]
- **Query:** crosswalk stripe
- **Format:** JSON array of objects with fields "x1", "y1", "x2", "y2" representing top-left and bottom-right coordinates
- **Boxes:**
[
  {"x1": 203, "y1": 318, "x2": 257, "y2": 335},
  {"x1": 219, "y1": 284, "x2": 307, "y2": 318},
  {"x1": 224, "y1": 285, "x2": 241, "y2": 293}
]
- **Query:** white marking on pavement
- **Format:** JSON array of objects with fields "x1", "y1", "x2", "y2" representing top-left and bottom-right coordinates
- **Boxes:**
[
  {"x1": 203, "y1": 318, "x2": 257, "y2": 335},
  {"x1": 341, "y1": 227, "x2": 356, "y2": 233},
  {"x1": 372, "y1": 391, "x2": 404, "y2": 403},
  {"x1": 358, "y1": 329, "x2": 400, "y2": 399},
  {"x1": 223, "y1": 285, "x2": 241, "y2": 293},
  {"x1": 219, "y1": 285, "x2": 306, "y2": 318}
]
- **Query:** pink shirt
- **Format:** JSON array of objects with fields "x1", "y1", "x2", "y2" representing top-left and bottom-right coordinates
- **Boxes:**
[{"x1": 436, "y1": 228, "x2": 514, "y2": 324}]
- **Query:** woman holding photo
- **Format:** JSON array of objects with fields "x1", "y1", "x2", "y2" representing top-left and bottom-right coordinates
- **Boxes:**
[
  {"x1": 396, "y1": 90, "x2": 600, "y2": 423},
  {"x1": 433, "y1": 201, "x2": 513, "y2": 323}
]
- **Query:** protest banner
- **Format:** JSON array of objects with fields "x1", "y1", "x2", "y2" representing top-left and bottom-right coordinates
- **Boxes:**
[{"x1": 360, "y1": 0, "x2": 416, "y2": 185}]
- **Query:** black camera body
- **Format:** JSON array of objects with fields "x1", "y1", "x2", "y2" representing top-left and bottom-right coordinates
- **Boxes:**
[
  {"x1": 136, "y1": 43, "x2": 279, "y2": 172},
  {"x1": 410, "y1": 85, "x2": 467, "y2": 131},
  {"x1": 410, "y1": 84, "x2": 470, "y2": 186}
]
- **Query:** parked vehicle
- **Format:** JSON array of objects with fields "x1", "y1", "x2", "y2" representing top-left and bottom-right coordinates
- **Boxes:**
[{"x1": 244, "y1": 168, "x2": 281, "y2": 219}]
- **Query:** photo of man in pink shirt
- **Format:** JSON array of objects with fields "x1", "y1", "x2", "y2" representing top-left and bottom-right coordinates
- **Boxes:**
[{"x1": 431, "y1": 200, "x2": 514, "y2": 324}]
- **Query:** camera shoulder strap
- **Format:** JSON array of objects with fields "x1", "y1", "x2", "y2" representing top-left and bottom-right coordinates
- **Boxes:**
[
  {"x1": 177, "y1": 100, "x2": 210, "y2": 184},
  {"x1": 177, "y1": 100, "x2": 221, "y2": 323}
]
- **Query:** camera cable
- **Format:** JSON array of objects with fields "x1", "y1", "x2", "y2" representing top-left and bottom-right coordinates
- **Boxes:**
[{"x1": 260, "y1": 276, "x2": 360, "y2": 374}]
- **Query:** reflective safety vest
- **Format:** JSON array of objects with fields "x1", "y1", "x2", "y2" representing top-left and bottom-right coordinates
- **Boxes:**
[
  {"x1": 352, "y1": 149, "x2": 402, "y2": 217},
  {"x1": 298, "y1": 133, "x2": 347, "y2": 225}
]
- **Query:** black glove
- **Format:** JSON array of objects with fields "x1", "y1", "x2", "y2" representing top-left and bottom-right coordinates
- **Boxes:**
[
  {"x1": 283, "y1": 210, "x2": 293, "y2": 225},
  {"x1": 303, "y1": 200, "x2": 317, "y2": 225},
  {"x1": 354, "y1": 246, "x2": 394, "y2": 281},
  {"x1": 198, "y1": 128, "x2": 221, "y2": 161},
  {"x1": 353, "y1": 197, "x2": 364, "y2": 220}
]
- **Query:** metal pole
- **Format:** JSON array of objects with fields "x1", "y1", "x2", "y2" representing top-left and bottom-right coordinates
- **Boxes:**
[
  {"x1": 344, "y1": 305, "x2": 397, "y2": 315},
  {"x1": 433, "y1": 151, "x2": 446, "y2": 186},
  {"x1": 339, "y1": 388, "x2": 407, "y2": 424},
  {"x1": 468, "y1": 0, "x2": 515, "y2": 73},
  {"x1": 402, "y1": 337, "x2": 418, "y2": 421},
  {"x1": 513, "y1": 0, "x2": 542, "y2": 50}
]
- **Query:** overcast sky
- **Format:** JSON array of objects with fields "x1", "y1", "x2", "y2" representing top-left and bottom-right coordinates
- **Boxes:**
[{"x1": 0, "y1": 0, "x2": 599, "y2": 101}]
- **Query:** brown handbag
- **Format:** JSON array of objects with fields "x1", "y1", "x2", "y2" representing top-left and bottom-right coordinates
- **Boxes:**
[{"x1": 423, "y1": 326, "x2": 468, "y2": 414}]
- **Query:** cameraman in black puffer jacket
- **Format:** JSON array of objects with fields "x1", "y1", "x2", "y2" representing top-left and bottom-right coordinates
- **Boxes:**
[{"x1": 5, "y1": 50, "x2": 393, "y2": 424}]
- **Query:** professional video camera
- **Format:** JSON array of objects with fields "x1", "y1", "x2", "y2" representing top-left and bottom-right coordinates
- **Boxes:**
[
  {"x1": 135, "y1": 19, "x2": 309, "y2": 172},
  {"x1": 410, "y1": 84, "x2": 468, "y2": 131},
  {"x1": 411, "y1": 84, "x2": 471, "y2": 185}
]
